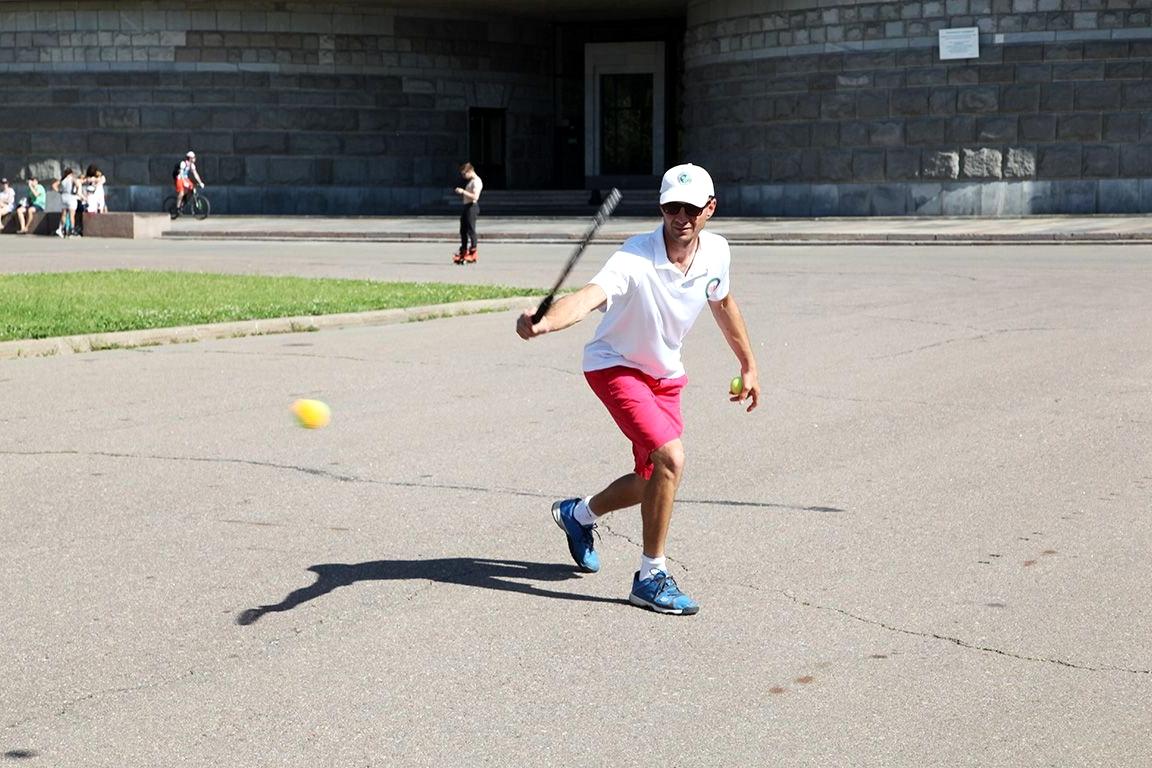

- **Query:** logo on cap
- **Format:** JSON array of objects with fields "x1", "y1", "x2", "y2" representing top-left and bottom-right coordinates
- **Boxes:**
[{"x1": 678, "y1": 172, "x2": 692, "y2": 184}]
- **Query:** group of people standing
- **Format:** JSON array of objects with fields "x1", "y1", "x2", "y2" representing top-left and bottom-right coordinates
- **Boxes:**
[{"x1": 0, "y1": 166, "x2": 107, "y2": 236}]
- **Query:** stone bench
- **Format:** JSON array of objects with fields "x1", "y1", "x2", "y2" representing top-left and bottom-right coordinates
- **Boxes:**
[
  {"x1": 1, "y1": 210, "x2": 62, "y2": 235},
  {"x1": 80, "y1": 212, "x2": 172, "y2": 239}
]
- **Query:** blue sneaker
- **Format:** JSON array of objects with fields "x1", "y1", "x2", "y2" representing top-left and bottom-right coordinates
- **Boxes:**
[
  {"x1": 551, "y1": 498, "x2": 600, "y2": 573},
  {"x1": 629, "y1": 570, "x2": 699, "y2": 615}
]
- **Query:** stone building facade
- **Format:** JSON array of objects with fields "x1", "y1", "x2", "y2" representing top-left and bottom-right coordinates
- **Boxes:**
[
  {"x1": 0, "y1": 0, "x2": 1149, "y2": 216},
  {"x1": 684, "y1": 0, "x2": 1152, "y2": 215}
]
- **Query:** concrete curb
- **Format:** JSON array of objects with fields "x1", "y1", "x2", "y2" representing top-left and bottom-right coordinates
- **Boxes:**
[
  {"x1": 161, "y1": 230, "x2": 1152, "y2": 245},
  {"x1": 0, "y1": 295, "x2": 539, "y2": 361}
]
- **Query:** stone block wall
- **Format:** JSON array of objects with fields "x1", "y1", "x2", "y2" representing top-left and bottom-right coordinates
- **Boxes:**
[
  {"x1": 685, "y1": 0, "x2": 1152, "y2": 215},
  {"x1": 0, "y1": 2, "x2": 556, "y2": 214}
]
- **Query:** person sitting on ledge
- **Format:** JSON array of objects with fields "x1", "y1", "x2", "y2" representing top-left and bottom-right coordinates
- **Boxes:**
[
  {"x1": 16, "y1": 177, "x2": 46, "y2": 234},
  {"x1": 0, "y1": 178, "x2": 15, "y2": 226}
]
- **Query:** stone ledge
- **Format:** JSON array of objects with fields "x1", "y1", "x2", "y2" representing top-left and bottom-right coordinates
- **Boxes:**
[{"x1": 80, "y1": 212, "x2": 172, "y2": 238}]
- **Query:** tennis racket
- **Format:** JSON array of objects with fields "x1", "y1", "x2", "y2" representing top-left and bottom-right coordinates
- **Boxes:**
[{"x1": 531, "y1": 188, "x2": 622, "y2": 324}]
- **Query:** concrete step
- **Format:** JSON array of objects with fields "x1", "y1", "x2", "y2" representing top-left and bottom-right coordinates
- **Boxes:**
[{"x1": 419, "y1": 188, "x2": 658, "y2": 217}]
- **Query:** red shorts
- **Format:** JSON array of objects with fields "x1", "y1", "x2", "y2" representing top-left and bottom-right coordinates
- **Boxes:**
[
  {"x1": 175, "y1": 178, "x2": 193, "y2": 193},
  {"x1": 585, "y1": 365, "x2": 687, "y2": 480}
]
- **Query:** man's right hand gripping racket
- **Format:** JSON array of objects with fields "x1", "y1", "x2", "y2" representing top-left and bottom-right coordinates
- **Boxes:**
[{"x1": 531, "y1": 188, "x2": 622, "y2": 324}]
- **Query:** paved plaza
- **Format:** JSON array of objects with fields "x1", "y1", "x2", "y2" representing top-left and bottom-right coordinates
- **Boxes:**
[{"x1": 1, "y1": 230, "x2": 1150, "y2": 766}]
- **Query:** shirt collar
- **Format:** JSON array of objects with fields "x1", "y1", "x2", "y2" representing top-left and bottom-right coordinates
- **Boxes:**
[{"x1": 651, "y1": 225, "x2": 708, "y2": 278}]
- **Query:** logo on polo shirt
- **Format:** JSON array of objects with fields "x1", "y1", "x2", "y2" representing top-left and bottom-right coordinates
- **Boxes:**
[{"x1": 705, "y1": 277, "x2": 721, "y2": 298}]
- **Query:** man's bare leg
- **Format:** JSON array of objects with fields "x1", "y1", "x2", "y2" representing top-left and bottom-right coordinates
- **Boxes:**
[
  {"x1": 640, "y1": 439, "x2": 684, "y2": 558},
  {"x1": 588, "y1": 473, "x2": 646, "y2": 516},
  {"x1": 627, "y1": 438, "x2": 697, "y2": 613}
]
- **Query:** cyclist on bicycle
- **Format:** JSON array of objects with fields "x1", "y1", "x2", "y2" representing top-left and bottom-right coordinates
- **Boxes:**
[{"x1": 173, "y1": 150, "x2": 204, "y2": 218}]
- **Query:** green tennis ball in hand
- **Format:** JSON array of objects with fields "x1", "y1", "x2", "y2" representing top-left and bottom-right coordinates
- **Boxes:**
[{"x1": 730, "y1": 376, "x2": 743, "y2": 396}]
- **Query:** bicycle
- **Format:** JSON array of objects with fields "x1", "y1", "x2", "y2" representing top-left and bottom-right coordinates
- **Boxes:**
[{"x1": 163, "y1": 186, "x2": 211, "y2": 220}]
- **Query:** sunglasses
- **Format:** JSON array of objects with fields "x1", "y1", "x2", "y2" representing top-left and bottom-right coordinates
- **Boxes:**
[{"x1": 660, "y1": 201, "x2": 706, "y2": 217}]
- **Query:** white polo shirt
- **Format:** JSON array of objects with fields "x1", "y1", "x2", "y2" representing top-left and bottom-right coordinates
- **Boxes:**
[{"x1": 583, "y1": 225, "x2": 731, "y2": 379}]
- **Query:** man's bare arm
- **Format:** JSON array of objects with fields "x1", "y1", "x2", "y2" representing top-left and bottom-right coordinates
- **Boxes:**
[
  {"x1": 517, "y1": 283, "x2": 607, "y2": 340},
  {"x1": 709, "y1": 294, "x2": 760, "y2": 411}
]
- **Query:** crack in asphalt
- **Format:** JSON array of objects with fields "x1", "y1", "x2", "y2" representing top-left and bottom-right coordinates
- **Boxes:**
[
  {"x1": 595, "y1": 520, "x2": 689, "y2": 572},
  {"x1": 0, "y1": 449, "x2": 844, "y2": 514},
  {"x1": 6, "y1": 669, "x2": 200, "y2": 730},
  {"x1": 781, "y1": 591, "x2": 1151, "y2": 675},
  {"x1": 779, "y1": 387, "x2": 982, "y2": 412},
  {"x1": 869, "y1": 327, "x2": 1056, "y2": 360}
]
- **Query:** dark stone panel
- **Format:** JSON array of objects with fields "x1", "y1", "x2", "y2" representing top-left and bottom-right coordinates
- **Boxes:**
[
  {"x1": 1083, "y1": 41, "x2": 1130, "y2": 60},
  {"x1": 811, "y1": 122, "x2": 840, "y2": 147},
  {"x1": 929, "y1": 88, "x2": 958, "y2": 115},
  {"x1": 978, "y1": 116, "x2": 1018, "y2": 142},
  {"x1": 1004, "y1": 44, "x2": 1045, "y2": 63},
  {"x1": 1057, "y1": 114, "x2": 1103, "y2": 141},
  {"x1": 868, "y1": 121, "x2": 904, "y2": 146},
  {"x1": 957, "y1": 86, "x2": 999, "y2": 113},
  {"x1": 234, "y1": 132, "x2": 290, "y2": 154},
  {"x1": 852, "y1": 149, "x2": 886, "y2": 181},
  {"x1": 1051, "y1": 61, "x2": 1106, "y2": 80},
  {"x1": 1105, "y1": 61, "x2": 1145, "y2": 79},
  {"x1": 947, "y1": 116, "x2": 978, "y2": 142},
  {"x1": 840, "y1": 121, "x2": 870, "y2": 146},
  {"x1": 891, "y1": 88, "x2": 932, "y2": 116},
  {"x1": 1125, "y1": 81, "x2": 1152, "y2": 109},
  {"x1": 821, "y1": 93, "x2": 856, "y2": 119},
  {"x1": 1037, "y1": 145, "x2": 1082, "y2": 177},
  {"x1": 979, "y1": 65, "x2": 1016, "y2": 83},
  {"x1": 1120, "y1": 144, "x2": 1152, "y2": 177},
  {"x1": 1103, "y1": 113, "x2": 1141, "y2": 142},
  {"x1": 947, "y1": 65, "x2": 981, "y2": 85},
  {"x1": 886, "y1": 148, "x2": 921, "y2": 180},
  {"x1": 856, "y1": 91, "x2": 889, "y2": 118},
  {"x1": 1074, "y1": 82, "x2": 1123, "y2": 110},
  {"x1": 906, "y1": 117, "x2": 949, "y2": 145},
  {"x1": 1082, "y1": 145, "x2": 1119, "y2": 177},
  {"x1": 1014, "y1": 64, "x2": 1052, "y2": 83},
  {"x1": 1040, "y1": 82, "x2": 1075, "y2": 111},
  {"x1": 817, "y1": 150, "x2": 854, "y2": 181},
  {"x1": 1020, "y1": 113, "x2": 1058, "y2": 141},
  {"x1": 1001, "y1": 84, "x2": 1041, "y2": 112},
  {"x1": 906, "y1": 68, "x2": 948, "y2": 87},
  {"x1": 1044, "y1": 43, "x2": 1084, "y2": 61}
]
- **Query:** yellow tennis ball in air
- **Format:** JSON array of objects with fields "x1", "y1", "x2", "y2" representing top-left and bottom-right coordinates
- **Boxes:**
[
  {"x1": 292, "y1": 399, "x2": 331, "y2": 429},
  {"x1": 730, "y1": 375, "x2": 743, "y2": 396}
]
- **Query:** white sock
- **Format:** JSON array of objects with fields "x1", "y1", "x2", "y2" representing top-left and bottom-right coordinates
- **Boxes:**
[
  {"x1": 639, "y1": 554, "x2": 667, "y2": 581},
  {"x1": 573, "y1": 496, "x2": 597, "y2": 526}
]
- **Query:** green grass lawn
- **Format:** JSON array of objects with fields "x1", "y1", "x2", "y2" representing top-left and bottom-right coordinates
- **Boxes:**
[{"x1": 0, "y1": 270, "x2": 538, "y2": 342}]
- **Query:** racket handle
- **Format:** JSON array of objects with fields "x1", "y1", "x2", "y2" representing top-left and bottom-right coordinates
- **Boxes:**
[{"x1": 531, "y1": 294, "x2": 553, "y2": 325}]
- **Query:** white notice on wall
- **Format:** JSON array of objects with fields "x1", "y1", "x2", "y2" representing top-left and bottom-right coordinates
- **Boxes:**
[{"x1": 939, "y1": 27, "x2": 980, "y2": 60}]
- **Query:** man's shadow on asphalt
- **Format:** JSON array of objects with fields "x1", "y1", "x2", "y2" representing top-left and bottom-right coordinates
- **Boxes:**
[{"x1": 236, "y1": 557, "x2": 628, "y2": 625}]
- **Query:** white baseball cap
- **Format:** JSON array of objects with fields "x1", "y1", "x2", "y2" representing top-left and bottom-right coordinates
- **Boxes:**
[
  {"x1": 659, "y1": 163, "x2": 715, "y2": 207},
  {"x1": 186, "y1": 150, "x2": 196, "y2": 158}
]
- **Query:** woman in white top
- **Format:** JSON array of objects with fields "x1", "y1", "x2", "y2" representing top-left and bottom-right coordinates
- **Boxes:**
[
  {"x1": 56, "y1": 167, "x2": 80, "y2": 238},
  {"x1": 84, "y1": 165, "x2": 107, "y2": 214}
]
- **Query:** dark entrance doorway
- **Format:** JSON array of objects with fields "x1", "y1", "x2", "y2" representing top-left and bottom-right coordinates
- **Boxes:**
[
  {"x1": 468, "y1": 107, "x2": 506, "y2": 190},
  {"x1": 599, "y1": 73, "x2": 653, "y2": 176}
]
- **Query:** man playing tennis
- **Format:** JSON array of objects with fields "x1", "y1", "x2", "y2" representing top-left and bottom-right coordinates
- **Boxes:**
[{"x1": 516, "y1": 163, "x2": 760, "y2": 615}]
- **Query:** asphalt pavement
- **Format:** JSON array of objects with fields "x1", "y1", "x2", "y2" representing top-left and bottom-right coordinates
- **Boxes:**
[{"x1": 1, "y1": 231, "x2": 1150, "y2": 766}]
